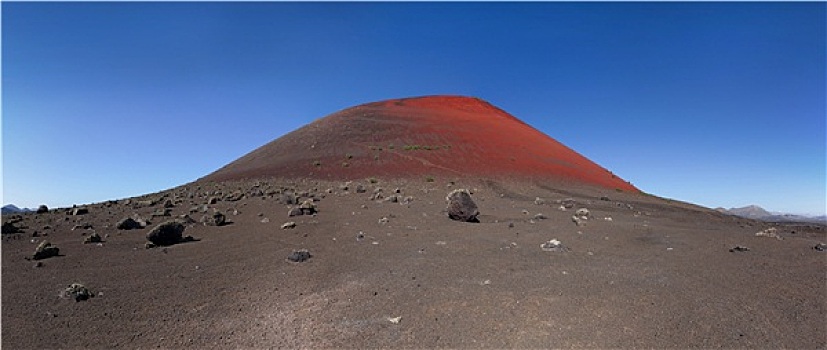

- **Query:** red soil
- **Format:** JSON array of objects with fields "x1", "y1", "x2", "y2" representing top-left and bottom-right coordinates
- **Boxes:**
[{"x1": 203, "y1": 95, "x2": 638, "y2": 192}]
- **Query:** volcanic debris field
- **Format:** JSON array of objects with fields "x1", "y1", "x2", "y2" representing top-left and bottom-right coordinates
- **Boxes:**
[{"x1": 2, "y1": 178, "x2": 826, "y2": 348}]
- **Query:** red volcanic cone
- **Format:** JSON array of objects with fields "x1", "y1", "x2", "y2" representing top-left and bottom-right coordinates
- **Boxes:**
[{"x1": 202, "y1": 95, "x2": 638, "y2": 192}]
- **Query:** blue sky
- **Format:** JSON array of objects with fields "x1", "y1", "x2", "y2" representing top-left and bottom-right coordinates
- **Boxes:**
[{"x1": 3, "y1": 2, "x2": 825, "y2": 215}]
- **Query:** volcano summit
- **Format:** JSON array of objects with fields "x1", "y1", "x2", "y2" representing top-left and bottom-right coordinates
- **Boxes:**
[{"x1": 203, "y1": 95, "x2": 637, "y2": 192}]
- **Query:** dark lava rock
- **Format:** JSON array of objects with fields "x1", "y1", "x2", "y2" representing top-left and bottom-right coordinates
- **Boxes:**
[
  {"x1": 151, "y1": 208, "x2": 172, "y2": 217},
  {"x1": 224, "y1": 191, "x2": 244, "y2": 202},
  {"x1": 201, "y1": 211, "x2": 227, "y2": 226},
  {"x1": 287, "y1": 207, "x2": 303, "y2": 217},
  {"x1": 2, "y1": 221, "x2": 23, "y2": 234},
  {"x1": 446, "y1": 189, "x2": 480, "y2": 222},
  {"x1": 33, "y1": 241, "x2": 59, "y2": 260},
  {"x1": 146, "y1": 221, "x2": 185, "y2": 246},
  {"x1": 71, "y1": 207, "x2": 89, "y2": 216},
  {"x1": 287, "y1": 249, "x2": 312, "y2": 263},
  {"x1": 36, "y1": 205, "x2": 49, "y2": 214},
  {"x1": 355, "y1": 184, "x2": 367, "y2": 193},
  {"x1": 729, "y1": 245, "x2": 750, "y2": 253},
  {"x1": 116, "y1": 217, "x2": 143, "y2": 230},
  {"x1": 280, "y1": 194, "x2": 298, "y2": 205},
  {"x1": 64, "y1": 283, "x2": 93, "y2": 302},
  {"x1": 299, "y1": 199, "x2": 317, "y2": 215},
  {"x1": 83, "y1": 232, "x2": 103, "y2": 244}
]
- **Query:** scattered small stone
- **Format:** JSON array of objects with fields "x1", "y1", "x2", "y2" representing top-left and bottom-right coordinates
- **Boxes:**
[
  {"x1": 385, "y1": 195, "x2": 399, "y2": 203},
  {"x1": 163, "y1": 199, "x2": 175, "y2": 208},
  {"x1": 729, "y1": 245, "x2": 750, "y2": 252},
  {"x1": 813, "y1": 243, "x2": 827, "y2": 252},
  {"x1": 207, "y1": 196, "x2": 219, "y2": 205},
  {"x1": 534, "y1": 197, "x2": 545, "y2": 205},
  {"x1": 32, "y1": 241, "x2": 60, "y2": 260},
  {"x1": 155, "y1": 208, "x2": 174, "y2": 217},
  {"x1": 402, "y1": 196, "x2": 414, "y2": 204},
  {"x1": 387, "y1": 316, "x2": 402, "y2": 324},
  {"x1": 83, "y1": 232, "x2": 103, "y2": 244},
  {"x1": 572, "y1": 216, "x2": 585, "y2": 227},
  {"x1": 280, "y1": 194, "x2": 298, "y2": 205},
  {"x1": 261, "y1": 217, "x2": 270, "y2": 223},
  {"x1": 446, "y1": 189, "x2": 480, "y2": 222},
  {"x1": 201, "y1": 211, "x2": 227, "y2": 226},
  {"x1": 299, "y1": 199, "x2": 317, "y2": 215},
  {"x1": 63, "y1": 283, "x2": 94, "y2": 302},
  {"x1": 287, "y1": 249, "x2": 311, "y2": 263},
  {"x1": 34, "y1": 261, "x2": 43, "y2": 268},
  {"x1": 281, "y1": 222, "x2": 296, "y2": 230},
  {"x1": 575, "y1": 208, "x2": 590, "y2": 219},
  {"x1": 604, "y1": 217, "x2": 613, "y2": 221},
  {"x1": 379, "y1": 217, "x2": 389, "y2": 225},
  {"x1": 71, "y1": 223, "x2": 94, "y2": 231},
  {"x1": 355, "y1": 184, "x2": 367, "y2": 193},
  {"x1": 533, "y1": 213, "x2": 547, "y2": 220},
  {"x1": 521, "y1": 209, "x2": 530, "y2": 215},
  {"x1": 287, "y1": 207, "x2": 303, "y2": 217},
  {"x1": 71, "y1": 207, "x2": 89, "y2": 216},
  {"x1": 224, "y1": 190, "x2": 244, "y2": 202},
  {"x1": 540, "y1": 239, "x2": 568, "y2": 252},
  {"x1": 600, "y1": 196, "x2": 610, "y2": 201},
  {"x1": 755, "y1": 227, "x2": 782, "y2": 240}
]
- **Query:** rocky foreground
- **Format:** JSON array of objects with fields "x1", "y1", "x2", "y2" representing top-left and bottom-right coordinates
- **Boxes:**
[{"x1": 3, "y1": 178, "x2": 825, "y2": 348}]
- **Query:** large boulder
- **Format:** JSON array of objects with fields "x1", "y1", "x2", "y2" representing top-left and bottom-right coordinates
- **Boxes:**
[
  {"x1": 116, "y1": 217, "x2": 144, "y2": 230},
  {"x1": 33, "y1": 241, "x2": 59, "y2": 260},
  {"x1": 36, "y1": 205, "x2": 49, "y2": 214},
  {"x1": 2, "y1": 221, "x2": 23, "y2": 234},
  {"x1": 446, "y1": 189, "x2": 480, "y2": 222},
  {"x1": 146, "y1": 221, "x2": 185, "y2": 246}
]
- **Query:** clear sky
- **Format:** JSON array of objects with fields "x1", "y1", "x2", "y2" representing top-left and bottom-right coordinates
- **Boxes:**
[{"x1": 3, "y1": 2, "x2": 825, "y2": 215}]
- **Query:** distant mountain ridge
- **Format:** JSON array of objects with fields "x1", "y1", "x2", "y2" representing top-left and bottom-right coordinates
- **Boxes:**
[
  {"x1": 716, "y1": 205, "x2": 826, "y2": 224},
  {"x1": 2, "y1": 204, "x2": 33, "y2": 214}
]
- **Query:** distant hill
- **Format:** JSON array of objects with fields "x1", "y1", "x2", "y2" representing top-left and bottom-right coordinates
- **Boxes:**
[
  {"x1": 717, "y1": 205, "x2": 826, "y2": 224},
  {"x1": 724, "y1": 205, "x2": 772, "y2": 219},
  {"x1": 2, "y1": 204, "x2": 32, "y2": 214}
]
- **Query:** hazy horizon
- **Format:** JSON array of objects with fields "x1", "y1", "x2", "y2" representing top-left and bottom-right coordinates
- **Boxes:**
[{"x1": 3, "y1": 2, "x2": 825, "y2": 216}]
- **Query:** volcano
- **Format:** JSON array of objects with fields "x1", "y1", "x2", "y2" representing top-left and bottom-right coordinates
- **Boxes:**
[
  {"x1": 203, "y1": 95, "x2": 638, "y2": 192},
  {"x1": 4, "y1": 95, "x2": 826, "y2": 349}
]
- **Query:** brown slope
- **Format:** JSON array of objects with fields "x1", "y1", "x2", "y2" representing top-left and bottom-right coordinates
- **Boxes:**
[{"x1": 202, "y1": 95, "x2": 638, "y2": 192}]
